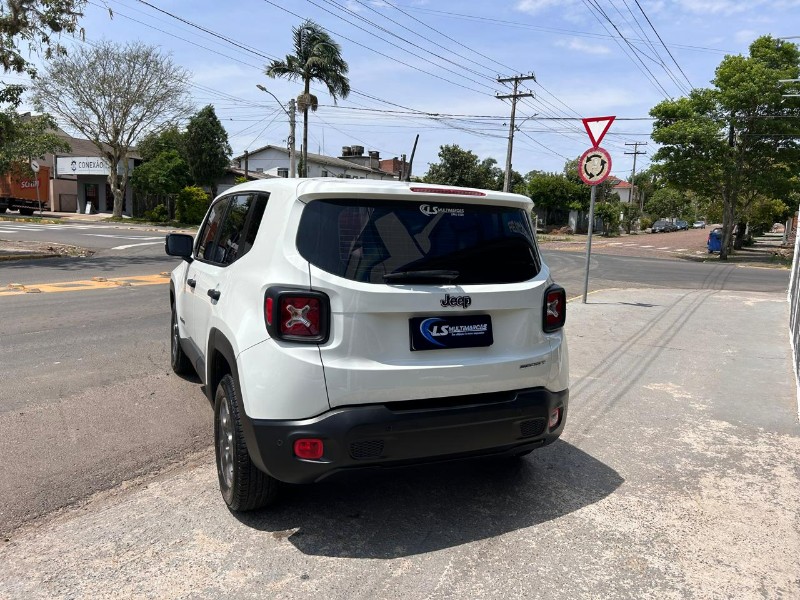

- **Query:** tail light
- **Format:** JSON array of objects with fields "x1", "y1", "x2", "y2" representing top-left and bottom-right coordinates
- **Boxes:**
[
  {"x1": 264, "y1": 287, "x2": 330, "y2": 343},
  {"x1": 543, "y1": 284, "x2": 566, "y2": 333}
]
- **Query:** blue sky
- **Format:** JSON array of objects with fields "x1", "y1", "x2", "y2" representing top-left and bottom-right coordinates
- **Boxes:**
[{"x1": 12, "y1": 0, "x2": 800, "y2": 180}]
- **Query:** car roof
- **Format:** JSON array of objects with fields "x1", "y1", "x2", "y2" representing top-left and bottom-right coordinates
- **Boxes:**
[{"x1": 217, "y1": 178, "x2": 534, "y2": 210}]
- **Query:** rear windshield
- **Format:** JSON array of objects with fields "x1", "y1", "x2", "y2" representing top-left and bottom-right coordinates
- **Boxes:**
[{"x1": 296, "y1": 198, "x2": 540, "y2": 284}]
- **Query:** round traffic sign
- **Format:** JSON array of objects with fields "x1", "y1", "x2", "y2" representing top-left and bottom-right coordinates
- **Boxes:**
[
  {"x1": 30, "y1": 159, "x2": 40, "y2": 173},
  {"x1": 578, "y1": 147, "x2": 612, "y2": 186}
]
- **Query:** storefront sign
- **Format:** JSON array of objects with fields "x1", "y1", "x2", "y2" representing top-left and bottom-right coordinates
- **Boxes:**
[{"x1": 56, "y1": 156, "x2": 112, "y2": 176}]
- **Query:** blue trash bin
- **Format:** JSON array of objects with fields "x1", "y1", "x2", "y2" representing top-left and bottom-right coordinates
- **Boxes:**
[{"x1": 707, "y1": 228, "x2": 722, "y2": 253}]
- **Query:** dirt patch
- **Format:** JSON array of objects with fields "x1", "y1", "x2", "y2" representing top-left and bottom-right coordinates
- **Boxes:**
[{"x1": 0, "y1": 239, "x2": 94, "y2": 259}]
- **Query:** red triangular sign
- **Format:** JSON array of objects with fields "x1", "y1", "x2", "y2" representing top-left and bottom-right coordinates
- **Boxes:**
[{"x1": 582, "y1": 116, "x2": 615, "y2": 148}]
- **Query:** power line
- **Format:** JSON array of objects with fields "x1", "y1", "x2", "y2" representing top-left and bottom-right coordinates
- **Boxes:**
[{"x1": 634, "y1": 0, "x2": 694, "y2": 91}]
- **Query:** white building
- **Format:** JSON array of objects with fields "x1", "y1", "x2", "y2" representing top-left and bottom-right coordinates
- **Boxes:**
[{"x1": 233, "y1": 144, "x2": 396, "y2": 180}]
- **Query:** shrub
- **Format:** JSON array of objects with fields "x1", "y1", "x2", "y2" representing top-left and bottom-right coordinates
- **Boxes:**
[
  {"x1": 640, "y1": 216, "x2": 653, "y2": 230},
  {"x1": 175, "y1": 186, "x2": 210, "y2": 225},
  {"x1": 143, "y1": 203, "x2": 170, "y2": 223}
]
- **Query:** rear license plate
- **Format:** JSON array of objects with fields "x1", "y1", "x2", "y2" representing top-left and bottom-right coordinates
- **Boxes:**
[{"x1": 409, "y1": 315, "x2": 493, "y2": 351}]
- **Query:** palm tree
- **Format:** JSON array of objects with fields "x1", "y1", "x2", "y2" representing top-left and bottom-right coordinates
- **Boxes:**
[{"x1": 266, "y1": 20, "x2": 350, "y2": 177}]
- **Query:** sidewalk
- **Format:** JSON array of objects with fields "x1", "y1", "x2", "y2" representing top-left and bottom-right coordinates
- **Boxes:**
[{"x1": 1, "y1": 287, "x2": 797, "y2": 599}]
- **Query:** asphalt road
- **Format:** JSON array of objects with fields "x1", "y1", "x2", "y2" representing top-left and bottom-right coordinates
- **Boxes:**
[
  {"x1": 0, "y1": 219, "x2": 177, "y2": 251},
  {"x1": 2, "y1": 287, "x2": 796, "y2": 599},
  {"x1": 0, "y1": 226, "x2": 791, "y2": 537}
]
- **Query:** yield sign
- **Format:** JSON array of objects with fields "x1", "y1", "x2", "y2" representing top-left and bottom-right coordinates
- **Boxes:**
[{"x1": 582, "y1": 116, "x2": 616, "y2": 148}]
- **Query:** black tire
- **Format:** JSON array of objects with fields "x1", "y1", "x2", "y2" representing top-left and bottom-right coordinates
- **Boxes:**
[
  {"x1": 0, "y1": 206, "x2": 6, "y2": 213},
  {"x1": 170, "y1": 304, "x2": 194, "y2": 376},
  {"x1": 215, "y1": 373, "x2": 278, "y2": 511},
  {"x1": 18, "y1": 208, "x2": 34, "y2": 216}
]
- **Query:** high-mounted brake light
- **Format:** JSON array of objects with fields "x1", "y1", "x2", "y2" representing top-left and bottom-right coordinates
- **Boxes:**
[
  {"x1": 409, "y1": 187, "x2": 486, "y2": 197},
  {"x1": 264, "y1": 287, "x2": 330, "y2": 344},
  {"x1": 543, "y1": 285, "x2": 566, "y2": 333}
]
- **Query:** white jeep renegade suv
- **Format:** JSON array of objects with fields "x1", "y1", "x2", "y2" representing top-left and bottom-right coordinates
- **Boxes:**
[{"x1": 166, "y1": 179, "x2": 569, "y2": 511}]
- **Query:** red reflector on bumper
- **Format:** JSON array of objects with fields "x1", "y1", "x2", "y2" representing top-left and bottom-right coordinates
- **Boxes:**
[{"x1": 294, "y1": 438, "x2": 324, "y2": 460}]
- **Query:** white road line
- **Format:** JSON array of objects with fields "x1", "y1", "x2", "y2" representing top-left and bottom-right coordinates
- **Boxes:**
[
  {"x1": 608, "y1": 242, "x2": 623, "y2": 246},
  {"x1": 111, "y1": 241, "x2": 163, "y2": 250},
  {"x1": 641, "y1": 245, "x2": 654, "y2": 248},
  {"x1": 657, "y1": 247, "x2": 670, "y2": 250},
  {"x1": 675, "y1": 248, "x2": 688, "y2": 252},
  {"x1": 84, "y1": 234, "x2": 163, "y2": 240}
]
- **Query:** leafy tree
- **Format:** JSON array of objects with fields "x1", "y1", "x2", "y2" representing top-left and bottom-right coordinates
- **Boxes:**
[
  {"x1": 130, "y1": 150, "x2": 191, "y2": 218},
  {"x1": 422, "y1": 144, "x2": 504, "y2": 190},
  {"x1": 0, "y1": 0, "x2": 85, "y2": 74},
  {"x1": 0, "y1": 103, "x2": 69, "y2": 174},
  {"x1": 33, "y1": 40, "x2": 192, "y2": 217},
  {"x1": 523, "y1": 170, "x2": 584, "y2": 228},
  {"x1": 266, "y1": 20, "x2": 350, "y2": 177},
  {"x1": 620, "y1": 203, "x2": 640, "y2": 233},
  {"x1": 136, "y1": 126, "x2": 185, "y2": 162},
  {"x1": 645, "y1": 187, "x2": 690, "y2": 221},
  {"x1": 175, "y1": 185, "x2": 209, "y2": 225},
  {"x1": 184, "y1": 105, "x2": 230, "y2": 197},
  {"x1": 651, "y1": 36, "x2": 800, "y2": 259},
  {"x1": 594, "y1": 197, "x2": 621, "y2": 236}
]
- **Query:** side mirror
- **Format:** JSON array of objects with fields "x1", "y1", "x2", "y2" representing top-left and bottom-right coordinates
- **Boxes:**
[{"x1": 165, "y1": 233, "x2": 194, "y2": 263}]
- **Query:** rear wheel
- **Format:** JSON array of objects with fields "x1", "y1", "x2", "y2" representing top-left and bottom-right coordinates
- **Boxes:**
[
  {"x1": 215, "y1": 373, "x2": 278, "y2": 511},
  {"x1": 18, "y1": 208, "x2": 34, "y2": 216},
  {"x1": 0, "y1": 206, "x2": 6, "y2": 213},
  {"x1": 170, "y1": 304, "x2": 193, "y2": 375}
]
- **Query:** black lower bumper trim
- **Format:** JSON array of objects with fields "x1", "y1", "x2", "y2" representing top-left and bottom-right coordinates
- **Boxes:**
[{"x1": 241, "y1": 387, "x2": 568, "y2": 484}]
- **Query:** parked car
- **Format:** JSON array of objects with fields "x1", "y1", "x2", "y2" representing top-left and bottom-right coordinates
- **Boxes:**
[
  {"x1": 165, "y1": 179, "x2": 569, "y2": 511},
  {"x1": 652, "y1": 219, "x2": 670, "y2": 233},
  {"x1": 675, "y1": 220, "x2": 689, "y2": 230},
  {"x1": 693, "y1": 220, "x2": 706, "y2": 229}
]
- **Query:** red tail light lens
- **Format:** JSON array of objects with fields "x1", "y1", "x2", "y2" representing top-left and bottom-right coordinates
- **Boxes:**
[
  {"x1": 543, "y1": 285, "x2": 566, "y2": 333},
  {"x1": 294, "y1": 438, "x2": 324, "y2": 460},
  {"x1": 265, "y1": 287, "x2": 330, "y2": 343}
]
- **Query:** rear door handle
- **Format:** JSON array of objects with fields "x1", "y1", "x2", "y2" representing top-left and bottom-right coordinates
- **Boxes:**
[
  {"x1": 207, "y1": 289, "x2": 221, "y2": 301},
  {"x1": 187, "y1": 278, "x2": 196, "y2": 288}
]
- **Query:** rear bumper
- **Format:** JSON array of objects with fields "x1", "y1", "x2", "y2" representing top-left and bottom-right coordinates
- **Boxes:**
[{"x1": 240, "y1": 387, "x2": 568, "y2": 484}]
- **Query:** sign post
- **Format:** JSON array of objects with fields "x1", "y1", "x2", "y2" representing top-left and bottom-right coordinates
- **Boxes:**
[
  {"x1": 579, "y1": 116, "x2": 615, "y2": 303},
  {"x1": 30, "y1": 160, "x2": 42, "y2": 215}
]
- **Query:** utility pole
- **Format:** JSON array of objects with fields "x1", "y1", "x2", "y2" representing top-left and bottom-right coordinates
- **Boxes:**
[
  {"x1": 256, "y1": 84, "x2": 297, "y2": 178},
  {"x1": 497, "y1": 73, "x2": 535, "y2": 192},
  {"x1": 288, "y1": 99, "x2": 296, "y2": 178},
  {"x1": 624, "y1": 141, "x2": 647, "y2": 213}
]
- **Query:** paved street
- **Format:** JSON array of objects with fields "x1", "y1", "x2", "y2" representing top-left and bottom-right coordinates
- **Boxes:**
[
  {"x1": 1, "y1": 287, "x2": 797, "y2": 599},
  {"x1": 0, "y1": 220, "x2": 173, "y2": 251},
  {"x1": 0, "y1": 221, "x2": 797, "y2": 598}
]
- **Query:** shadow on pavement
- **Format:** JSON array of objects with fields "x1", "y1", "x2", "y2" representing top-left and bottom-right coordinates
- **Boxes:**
[{"x1": 233, "y1": 440, "x2": 622, "y2": 558}]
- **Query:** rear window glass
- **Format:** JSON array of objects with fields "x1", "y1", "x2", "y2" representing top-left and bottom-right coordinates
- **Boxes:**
[{"x1": 296, "y1": 199, "x2": 540, "y2": 284}]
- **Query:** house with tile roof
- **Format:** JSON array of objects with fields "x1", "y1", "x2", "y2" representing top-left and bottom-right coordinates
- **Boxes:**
[{"x1": 233, "y1": 144, "x2": 396, "y2": 180}]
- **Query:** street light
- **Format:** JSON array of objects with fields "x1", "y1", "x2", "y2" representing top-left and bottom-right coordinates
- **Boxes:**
[{"x1": 256, "y1": 84, "x2": 296, "y2": 178}]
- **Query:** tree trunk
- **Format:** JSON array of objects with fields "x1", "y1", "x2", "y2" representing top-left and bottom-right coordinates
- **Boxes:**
[
  {"x1": 720, "y1": 190, "x2": 735, "y2": 260},
  {"x1": 302, "y1": 107, "x2": 309, "y2": 178},
  {"x1": 733, "y1": 221, "x2": 746, "y2": 249},
  {"x1": 106, "y1": 154, "x2": 124, "y2": 219}
]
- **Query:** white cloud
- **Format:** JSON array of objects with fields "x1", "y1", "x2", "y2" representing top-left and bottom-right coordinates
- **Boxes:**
[
  {"x1": 515, "y1": 0, "x2": 569, "y2": 15},
  {"x1": 734, "y1": 29, "x2": 758, "y2": 44},
  {"x1": 674, "y1": 0, "x2": 800, "y2": 15},
  {"x1": 556, "y1": 38, "x2": 612, "y2": 55}
]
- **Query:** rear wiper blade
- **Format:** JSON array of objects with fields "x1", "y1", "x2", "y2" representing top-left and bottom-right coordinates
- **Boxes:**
[{"x1": 383, "y1": 269, "x2": 460, "y2": 283}]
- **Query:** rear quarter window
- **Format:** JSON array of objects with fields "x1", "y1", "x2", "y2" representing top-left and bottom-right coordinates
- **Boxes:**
[{"x1": 296, "y1": 198, "x2": 540, "y2": 284}]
